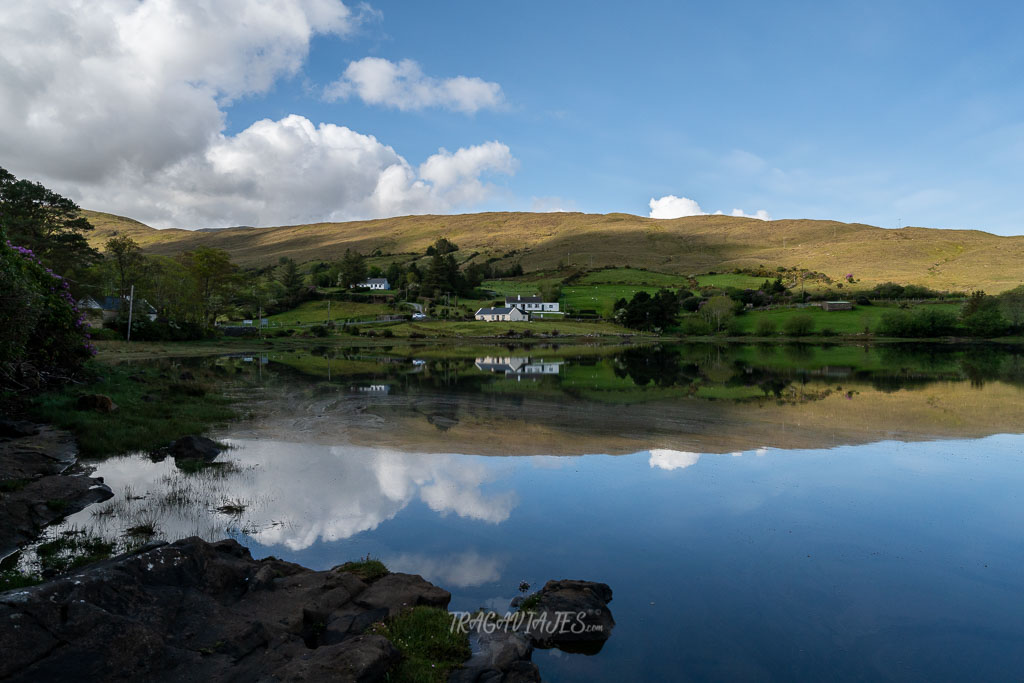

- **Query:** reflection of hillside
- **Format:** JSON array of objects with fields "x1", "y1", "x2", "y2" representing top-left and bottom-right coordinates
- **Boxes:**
[{"x1": 233, "y1": 378, "x2": 1024, "y2": 456}]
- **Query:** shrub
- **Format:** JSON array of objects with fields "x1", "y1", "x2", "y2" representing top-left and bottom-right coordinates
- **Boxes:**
[
  {"x1": 680, "y1": 296, "x2": 703, "y2": 312},
  {"x1": 310, "y1": 325, "x2": 328, "y2": 337},
  {"x1": 679, "y1": 317, "x2": 712, "y2": 335},
  {"x1": 877, "y1": 308, "x2": 959, "y2": 337},
  {"x1": 782, "y1": 314, "x2": 814, "y2": 336},
  {"x1": 754, "y1": 318, "x2": 777, "y2": 336},
  {"x1": 1, "y1": 240, "x2": 93, "y2": 375}
]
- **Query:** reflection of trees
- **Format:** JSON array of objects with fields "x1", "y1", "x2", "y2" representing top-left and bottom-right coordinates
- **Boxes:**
[{"x1": 613, "y1": 346, "x2": 688, "y2": 387}]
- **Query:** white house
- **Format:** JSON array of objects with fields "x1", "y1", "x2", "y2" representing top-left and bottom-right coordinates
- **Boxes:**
[
  {"x1": 359, "y1": 278, "x2": 390, "y2": 290},
  {"x1": 475, "y1": 356, "x2": 563, "y2": 377},
  {"x1": 474, "y1": 306, "x2": 529, "y2": 322},
  {"x1": 81, "y1": 295, "x2": 158, "y2": 323},
  {"x1": 505, "y1": 294, "x2": 559, "y2": 313}
]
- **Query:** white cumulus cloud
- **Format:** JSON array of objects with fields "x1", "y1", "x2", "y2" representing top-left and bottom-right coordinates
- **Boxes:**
[
  {"x1": 0, "y1": 1, "x2": 514, "y2": 228},
  {"x1": 649, "y1": 195, "x2": 771, "y2": 221},
  {"x1": 648, "y1": 449, "x2": 701, "y2": 471},
  {"x1": 648, "y1": 195, "x2": 705, "y2": 219},
  {"x1": 324, "y1": 57, "x2": 504, "y2": 113}
]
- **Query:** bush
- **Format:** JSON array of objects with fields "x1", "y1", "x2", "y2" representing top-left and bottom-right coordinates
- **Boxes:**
[
  {"x1": 310, "y1": 325, "x2": 328, "y2": 337},
  {"x1": 1, "y1": 240, "x2": 93, "y2": 375},
  {"x1": 855, "y1": 296, "x2": 871, "y2": 306},
  {"x1": 679, "y1": 316, "x2": 712, "y2": 335},
  {"x1": 680, "y1": 296, "x2": 703, "y2": 312},
  {"x1": 754, "y1": 318, "x2": 777, "y2": 336},
  {"x1": 782, "y1": 314, "x2": 814, "y2": 336},
  {"x1": 962, "y1": 308, "x2": 1009, "y2": 338},
  {"x1": 877, "y1": 308, "x2": 959, "y2": 337}
]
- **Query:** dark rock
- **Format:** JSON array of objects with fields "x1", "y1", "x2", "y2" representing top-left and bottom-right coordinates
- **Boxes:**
[
  {"x1": 75, "y1": 394, "x2": 118, "y2": 413},
  {"x1": 0, "y1": 426, "x2": 110, "y2": 556},
  {"x1": 518, "y1": 579, "x2": 615, "y2": 651},
  {"x1": 354, "y1": 572, "x2": 452, "y2": 617},
  {"x1": 0, "y1": 538, "x2": 426, "y2": 682},
  {"x1": 273, "y1": 634, "x2": 399, "y2": 682},
  {"x1": 165, "y1": 435, "x2": 222, "y2": 461},
  {"x1": 0, "y1": 420, "x2": 40, "y2": 438}
]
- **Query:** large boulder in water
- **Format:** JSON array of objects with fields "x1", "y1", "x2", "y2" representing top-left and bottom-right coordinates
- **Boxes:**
[{"x1": 166, "y1": 435, "x2": 222, "y2": 461}]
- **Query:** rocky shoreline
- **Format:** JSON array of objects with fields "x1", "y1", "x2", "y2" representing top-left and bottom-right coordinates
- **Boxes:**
[
  {"x1": 0, "y1": 420, "x2": 614, "y2": 682},
  {"x1": 0, "y1": 420, "x2": 112, "y2": 559},
  {"x1": 0, "y1": 537, "x2": 613, "y2": 682}
]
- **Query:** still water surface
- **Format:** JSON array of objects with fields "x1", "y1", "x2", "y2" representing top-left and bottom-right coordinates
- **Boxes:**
[{"x1": 61, "y1": 344, "x2": 1024, "y2": 680}]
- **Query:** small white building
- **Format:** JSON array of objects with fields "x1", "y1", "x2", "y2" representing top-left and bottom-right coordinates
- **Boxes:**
[
  {"x1": 359, "y1": 278, "x2": 390, "y2": 290},
  {"x1": 505, "y1": 294, "x2": 559, "y2": 313},
  {"x1": 474, "y1": 306, "x2": 529, "y2": 322},
  {"x1": 475, "y1": 356, "x2": 563, "y2": 378},
  {"x1": 83, "y1": 295, "x2": 158, "y2": 322}
]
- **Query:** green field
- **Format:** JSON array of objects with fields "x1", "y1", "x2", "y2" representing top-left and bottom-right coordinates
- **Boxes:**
[
  {"x1": 562, "y1": 285, "x2": 664, "y2": 315},
  {"x1": 578, "y1": 268, "x2": 692, "y2": 287},
  {"x1": 480, "y1": 276, "x2": 563, "y2": 296},
  {"x1": 695, "y1": 273, "x2": 770, "y2": 289},
  {"x1": 729, "y1": 302, "x2": 963, "y2": 335},
  {"x1": 263, "y1": 300, "x2": 391, "y2": 325},
  {"x1": 378, "y1": 319, "x2": 628, "y2": 338}
]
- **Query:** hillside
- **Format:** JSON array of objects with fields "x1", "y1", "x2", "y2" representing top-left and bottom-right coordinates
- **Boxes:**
[{"x1": 81, "y1": 210, "x2": 1024, "y2": 293}]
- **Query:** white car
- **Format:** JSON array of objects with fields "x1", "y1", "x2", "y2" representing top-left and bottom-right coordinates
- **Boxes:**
[{"x1": 411, "y1": 312, "x2": 427, "y2": 320}]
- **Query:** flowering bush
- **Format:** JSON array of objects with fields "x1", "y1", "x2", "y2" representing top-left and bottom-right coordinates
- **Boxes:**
[{"x1": 1, "y1": 239, "x2": 93, "y2": 375}]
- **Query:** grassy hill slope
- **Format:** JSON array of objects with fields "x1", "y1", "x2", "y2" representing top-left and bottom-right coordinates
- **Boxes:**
[{"x1": 82, "y1": 210, "x2": 1024, "y2": 293}]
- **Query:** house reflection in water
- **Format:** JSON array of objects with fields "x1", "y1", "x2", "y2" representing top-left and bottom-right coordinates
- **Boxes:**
[
  {"x1": 474, "y1": 356, "x2": 563, "y2": 380},
  {"x1": 353, "y1": 384, "x2": 390, "y2": 394}
]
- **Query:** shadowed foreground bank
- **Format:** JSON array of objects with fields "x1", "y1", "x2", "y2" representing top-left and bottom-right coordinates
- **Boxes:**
[{"x1": 0, "y1": 537, "x2": 613, "y2": 682}]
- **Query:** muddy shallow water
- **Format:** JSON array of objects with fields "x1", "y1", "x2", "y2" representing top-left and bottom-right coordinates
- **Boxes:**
[{"x1": 50, "y1": 344, "x2": 1024, "y2": 680}]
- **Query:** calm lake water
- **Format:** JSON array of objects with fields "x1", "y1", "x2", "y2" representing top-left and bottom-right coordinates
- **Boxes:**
[{"x1": 57, "y1": 343, "x2": 1024, "y2": 681}]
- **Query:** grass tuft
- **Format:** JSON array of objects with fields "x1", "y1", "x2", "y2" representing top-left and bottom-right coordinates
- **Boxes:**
[
  {"x1": 335, "y1": 554, "x2": 389, "y2": 582},
  {"x1": 368, "y1": 606, "x2": 471, "y2": 683}
]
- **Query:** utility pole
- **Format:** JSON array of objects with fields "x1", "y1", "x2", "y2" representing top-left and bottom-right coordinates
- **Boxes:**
[{"x1": 126, "y1": 284, "x2": 135, "y2": 342}]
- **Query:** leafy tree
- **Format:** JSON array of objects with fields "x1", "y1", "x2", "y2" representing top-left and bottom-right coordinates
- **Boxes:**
[
  {"x1": 276, "y1": 257, "x2": 304, "y2": 305},
  {"x1": 425, "y1": 237, "x2": 459, "y2": 256},
  {"x1": 179, "y1": 247, "x2": 237, "y2": 326},
  {"x1": 616, "y1": 289, "x2": 680, "y2": 331},
  {"x1": 0, "y1": 166, "x2": 99, "y2": 276},
  {"x1": 338, "y1": 249, "x2": 367, "y2": 289},
  {"x1": 699, "y1": 295, "x2": 735, "y2": 332},
  {"x1": 998, "y1": 286, "x2": 1024, "y2": 329},
  {"x1": 385, "y1": 262, "x2": 403, "y2": 289},
  {"x1": 962, "y1": 291, "x2": 1009, "y2": 337},
  {"x1": 104, "y1": 235, "x2": 142, "y2": 300},
  {"x1": 680, "y1": 295, "x2": 702, "y2": 312}
]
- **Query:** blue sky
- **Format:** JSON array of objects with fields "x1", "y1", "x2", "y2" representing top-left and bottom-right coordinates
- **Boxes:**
[{"x1": 2, "y1": 1, "x2": 1022, "y2": 233}]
